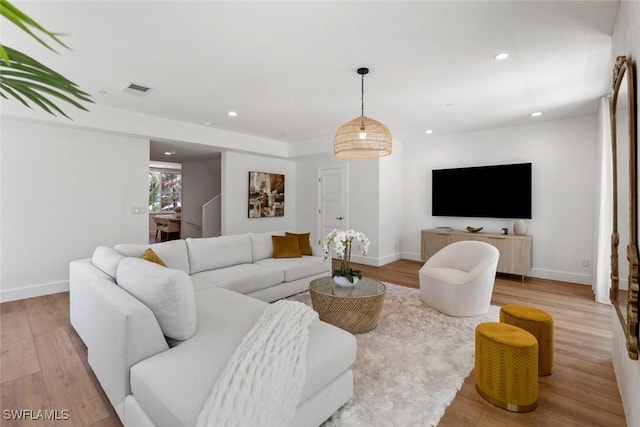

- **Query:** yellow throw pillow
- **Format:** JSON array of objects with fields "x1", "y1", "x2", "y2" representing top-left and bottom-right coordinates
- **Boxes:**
[
  {"x1": 141, "y1": 247, "x2": 167, "y2": 267},
  {"x1": 285, "y1": 232, "x2": 313, "y2": 256},
  {"x1": 272, "y1": 235, "x2": 301, "y2": 258}
]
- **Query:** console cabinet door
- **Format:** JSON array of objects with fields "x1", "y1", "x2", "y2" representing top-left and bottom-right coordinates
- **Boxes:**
[
  {"x1": 421, "y1": 231, "x2": 453, "y2": 261},
  {"x1": 421, "y1": 229, "x2": 532, "y2": 278}
]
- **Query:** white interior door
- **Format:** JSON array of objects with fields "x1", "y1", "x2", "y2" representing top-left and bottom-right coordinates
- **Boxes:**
[{"x1": 318, "y1": 166, "x2": 348, "y2": 247}]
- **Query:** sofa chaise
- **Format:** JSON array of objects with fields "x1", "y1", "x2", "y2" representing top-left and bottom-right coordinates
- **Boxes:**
[{"x1": 69, "y1": 231, "x2": 357, "y2": 427}]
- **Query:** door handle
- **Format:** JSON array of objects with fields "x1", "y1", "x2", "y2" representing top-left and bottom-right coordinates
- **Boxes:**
[{"x1": 336, "y1": 216, "x2": 344, "y2": 220}]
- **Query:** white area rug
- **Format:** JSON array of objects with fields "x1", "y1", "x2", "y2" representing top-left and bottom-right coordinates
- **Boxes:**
[{"x1": 288, "y1": 283, "x2": 499, "y2": 427}]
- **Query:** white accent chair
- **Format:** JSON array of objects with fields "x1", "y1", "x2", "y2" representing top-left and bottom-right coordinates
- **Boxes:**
[{"x1": 419, "y1": 240, "x2": 500, "y2": 316}]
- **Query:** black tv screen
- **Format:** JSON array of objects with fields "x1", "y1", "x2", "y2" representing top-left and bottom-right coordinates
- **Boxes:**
[{"x1": 432, "y1": 163, "x2": 532, "y2": 219}]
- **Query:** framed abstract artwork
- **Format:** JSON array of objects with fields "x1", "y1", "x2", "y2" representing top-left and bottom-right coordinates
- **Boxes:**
[{"x1": 248, "y1": 171, "x2": 285, "y2": 218}]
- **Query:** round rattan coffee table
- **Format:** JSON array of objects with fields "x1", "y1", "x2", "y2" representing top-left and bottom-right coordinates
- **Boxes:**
[{"x1": 309, "y1": 276, "x2": 386, "y2": 334}]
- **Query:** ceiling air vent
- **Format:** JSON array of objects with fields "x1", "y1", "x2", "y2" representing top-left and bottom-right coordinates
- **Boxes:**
[{"x1": 121, "y1": 82, "x2": 153, "y2": 96}]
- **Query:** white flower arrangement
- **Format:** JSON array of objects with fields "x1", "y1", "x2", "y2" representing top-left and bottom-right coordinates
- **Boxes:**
[{"x1": 323, "y1": 229, "x2": 370, "y2": 283}]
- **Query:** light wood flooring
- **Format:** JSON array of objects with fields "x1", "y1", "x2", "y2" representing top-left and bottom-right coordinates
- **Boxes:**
[
  {"x1": 1, "y1": 292, "x2": 121, "y2": 427},
  {"x1": 0, "y1": 259, "x2": 627, "y2": 426},
  {"x1": 355, "y1": 259, "x2": 627, "y2": 427}
]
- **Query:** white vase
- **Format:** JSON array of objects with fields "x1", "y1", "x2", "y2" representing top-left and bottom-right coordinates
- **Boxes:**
[
  {"x1": 513, "y1": 219, "x2": 528, "y2": 236},
  {"x1": 333, "y1": 275, "x2": 359, "y2": 287}
]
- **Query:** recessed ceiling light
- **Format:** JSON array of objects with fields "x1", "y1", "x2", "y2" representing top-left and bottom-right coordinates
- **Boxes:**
[
  {"x1": 228, "y1": 111, "x2": 238, "y2": 117},
  {"x1": 494, "y1": 52, "x2": 509, "y2": 61},
  {"x1": 164, "y1": 151, "x2": 176, "y2": 156},
  {"x1": 531, "y1": 111, "x2": 543, "y2": 117},
  {"x1": 202, "y1": 121, "x2": 212, "y2": 126},
  {"x1": 425, "y1": 130, "x2": 433, "y2": 134}
]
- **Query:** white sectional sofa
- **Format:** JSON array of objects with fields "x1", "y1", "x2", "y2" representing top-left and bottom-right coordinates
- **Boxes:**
[{"x1": 69, "y1": 231, "x2": 357, "y2": 427}]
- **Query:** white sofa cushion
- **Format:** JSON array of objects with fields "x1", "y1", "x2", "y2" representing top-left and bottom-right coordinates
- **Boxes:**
[
  {"x1": 186, "y1": 235, "x2": 252, "y2": 274},
  {"x1": 117, "y1": 257, "x2": 197, "y2": 340},
  {"x1": 248, "y1": 230, "x2": 286, "y2": 262},
  {"x1": 254, "y1": 256, "x2": 330, "y2": 282},
  {"x1": 130, "y1": 286, "x2": 356, "y2": 427},
  {"x1": 92, "y1": 246, "x2": 125, "y2": 280},
  {"x1": 115, "y1": 240, "x2": 190, "y2": 274},
  {"x1": 190, "y1": 263, "x2": 284, "y2": 294}
]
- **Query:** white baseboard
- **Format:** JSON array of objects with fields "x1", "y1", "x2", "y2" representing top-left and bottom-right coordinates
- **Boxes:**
[
  {"x1": 349, "y1": 254, "x2": 382, "y2": 267},
  {"x1": 350, "y1": 252, "x2": 401, "y2": 267},
  {"x1": 0, "y1": 280, "x2": 69, "y2": 302},
  {"x1": 377, "y1": 252, "x2": 402, "y2": 266},
  {"x1": 390, "y1": 255, "x2": 593, "y2": 286},
  {"x1": 529, "y1": 268, "x2": 592, "y2": 285},
  {"x1": 400, "y1": 251, "x2": 423, "y2": 262}
]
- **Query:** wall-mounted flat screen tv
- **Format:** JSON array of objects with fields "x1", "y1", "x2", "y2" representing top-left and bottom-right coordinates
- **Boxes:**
[{"x1": 432, "y1": 162, "x2": 532, "y2": 219}]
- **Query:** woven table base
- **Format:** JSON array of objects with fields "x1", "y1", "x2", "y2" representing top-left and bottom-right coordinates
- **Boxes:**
[{"x1": 310, "y1": 286, "x2": 386, "y2": 334}]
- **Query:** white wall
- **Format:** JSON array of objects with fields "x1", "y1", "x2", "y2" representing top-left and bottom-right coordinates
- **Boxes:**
[
  {"x1": 347, "y1": 159, "x2": 380, "y2": 263},
  {"x1": 221, "y1": 151, "x2": 296, "y2": 235},
  {"x1": 378, "y1": 138, "x2": 403, "y2": 264},
  {"x1": 293, "y1": 115, "x2": 598, "y2": 280},
  {"x1": 181, "y1": 155, "x2": 221, "y2": 239},
  {"x1": 401, "y1": 115, "x2": 598, "y2": 284},
  {"x1": 0, "y1": 118, "x2": 149, "y2": 301},
  {"x1": 611, "y1": 1, "x2": 640, "y2": 426},
  {"x1": 294, "y1": 152, "x2": 381, "y2": 263}
]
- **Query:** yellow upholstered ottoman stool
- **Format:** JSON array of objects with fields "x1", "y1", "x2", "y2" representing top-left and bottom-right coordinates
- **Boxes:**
[
  {"x1": 500, "y1": 304, "x2": 554, "y2": 376},
  {"x1": 475, "y1": 322, "x2": 538, "y2": 412}
]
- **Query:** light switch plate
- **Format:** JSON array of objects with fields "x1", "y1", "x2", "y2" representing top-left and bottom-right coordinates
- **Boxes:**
[{"x1": 130, "y1": 206, "x2": 147, "y2": 215}]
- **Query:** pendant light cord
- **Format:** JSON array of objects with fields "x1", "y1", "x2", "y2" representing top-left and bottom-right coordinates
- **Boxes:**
[{"x1": 361, "y1": 73, "x2": 365, "y2": 117}]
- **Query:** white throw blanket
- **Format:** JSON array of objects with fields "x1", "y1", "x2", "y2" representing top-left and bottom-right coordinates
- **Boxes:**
[{"x1": 196, "y1": 300, "x2": 318, "y2": 427}]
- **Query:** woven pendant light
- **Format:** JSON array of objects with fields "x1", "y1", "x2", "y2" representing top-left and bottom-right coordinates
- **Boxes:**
[{"x1": 334, "y1": 68, "x2": 392, "y2": 159}]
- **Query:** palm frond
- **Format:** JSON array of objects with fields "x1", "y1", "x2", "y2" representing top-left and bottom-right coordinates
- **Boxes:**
[
  {"x1": 0, "y1": 82, "x2": 30, "y2": 106},
  {"x1": 0, "y1": 1, "x2": 92, "y2": 118},
  {"x1": 2, "y1": 48, "x2": 92, "y2": 101},
  {"x1": 2, "y1": 82, "x2": 62, "y2": 116},
  {"x1": 0, "y1": 44, "x2": 10, "y2": 66},
  {"x1": 0, "y1": 46, "x2": 93, "y2": 117},
  {"x1": 5, "y1": 78, "x2": 90, "y2": 111},
  {"x1": 0, "y1": 0, "x2": 68, "y2": 52}
]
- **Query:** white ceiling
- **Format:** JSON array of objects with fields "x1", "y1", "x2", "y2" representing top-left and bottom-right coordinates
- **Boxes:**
[
  {"x1": 2, "y1": 1, "x2": 619, "y2": 158},
  {"x1": 149, "y1": 138, "x2": 221, "y2": 162}
]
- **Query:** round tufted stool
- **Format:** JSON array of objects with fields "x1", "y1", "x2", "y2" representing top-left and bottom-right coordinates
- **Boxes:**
[
  {"x1": 475, "y1": 322, "x2": 538, "y2": 412},
  {"x1": 500, "y1": 304, "x2": 554, "y2": 376}
]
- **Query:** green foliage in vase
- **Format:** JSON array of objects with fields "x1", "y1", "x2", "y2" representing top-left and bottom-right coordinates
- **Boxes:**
[
  {"x1": 332, "y1": 266, "x2": 362, "y2": 284},
  {"x1": 0, "y1": 0, "x2": 92, "y2": 118}
]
